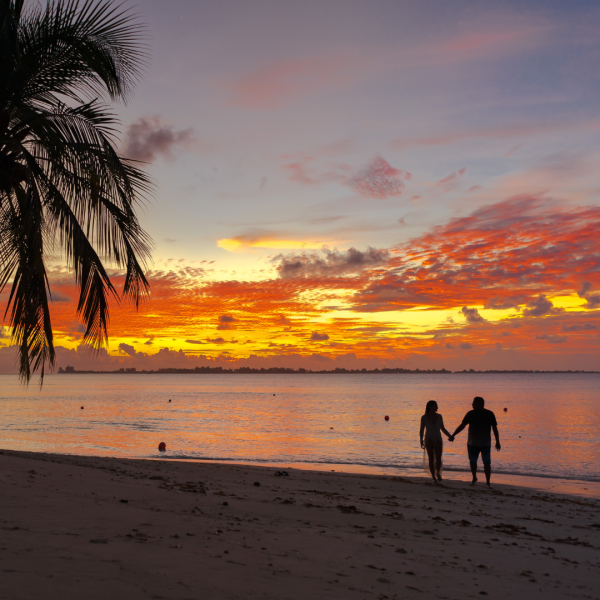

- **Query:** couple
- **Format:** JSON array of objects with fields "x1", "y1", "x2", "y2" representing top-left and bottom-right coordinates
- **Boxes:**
[{"x1": 419, "y1": 396, "x2": 501, "y2": 488}]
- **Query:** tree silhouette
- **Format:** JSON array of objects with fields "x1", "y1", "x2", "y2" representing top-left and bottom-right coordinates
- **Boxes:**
[{"x1": 0, "y1": 0, "x2": 152, "y2": 382}]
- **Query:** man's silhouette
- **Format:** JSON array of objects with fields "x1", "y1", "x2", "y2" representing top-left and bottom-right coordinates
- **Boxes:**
[{"x1": 450, "y1": 397, "x2": 501, "y2": 488}]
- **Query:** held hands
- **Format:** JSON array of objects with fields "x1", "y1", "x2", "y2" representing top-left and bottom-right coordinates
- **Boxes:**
[{"x1": 447, "y1": 435, "x2": 455, "y2": 442}]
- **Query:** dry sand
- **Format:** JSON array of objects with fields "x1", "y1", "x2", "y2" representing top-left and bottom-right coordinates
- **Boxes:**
[{"x1": 0, "y1": 449, "x2": 598, "y2": 600}]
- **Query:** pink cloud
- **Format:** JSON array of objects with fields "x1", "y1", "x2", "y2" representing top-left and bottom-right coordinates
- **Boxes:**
[
  {"x1": 283, "y1": 154, "x2": 407, "y2": 199},
  {"x1": 220, "y1": 56, "x2": 351, "y2": 109},
  {"x1": 347, "y1": 156, "x2": 410, "y2": 198},
  {"x1": 121, "y1": 116, "x2": 197, "y2": 162},
  {"x1": 347, "y1": 156, "x2": 406, "y2": 199},
  {"x1": 434, "y1": 167, "x2": 467, "y2": 187}
]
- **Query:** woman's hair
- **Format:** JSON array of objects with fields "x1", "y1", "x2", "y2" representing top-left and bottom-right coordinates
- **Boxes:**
[{"x1": 425, "y1": 400, "x2": 438, "y2": 414}]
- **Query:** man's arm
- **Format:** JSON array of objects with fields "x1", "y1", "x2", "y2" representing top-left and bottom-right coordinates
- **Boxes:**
[
  {"x1": 492, "y1": 424, "x2": 501, "y2": 451},
  {"x1": 450, "y1": 421, "x2": 467, "y2": 441}
]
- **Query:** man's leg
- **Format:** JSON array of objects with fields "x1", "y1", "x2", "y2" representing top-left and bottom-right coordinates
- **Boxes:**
[
  {"x1": 467, "y1": 445, "x2": 479, "y2": 484},
  {"x1": 434, "y1": 441, "x2": 443, "y2": 480},
  {"x1": 484, "y1": 464, "x2": 491, "y2": 486},
  {"x1": 470, "y1": 462, "x2": 478, "y2": 484},
  {"x1": 482, "y1": 447, "x2": 492, "y2": 488}
]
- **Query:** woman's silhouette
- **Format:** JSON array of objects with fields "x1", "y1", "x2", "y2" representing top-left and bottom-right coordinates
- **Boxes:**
[{"x1": 420, "y1": 400, "x2": 453, "y2": 484}]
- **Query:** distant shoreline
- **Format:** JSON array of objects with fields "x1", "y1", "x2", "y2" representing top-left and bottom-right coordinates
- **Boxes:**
[{"x1": 55, "y1": 367, "x2": 600, "y2": 375}]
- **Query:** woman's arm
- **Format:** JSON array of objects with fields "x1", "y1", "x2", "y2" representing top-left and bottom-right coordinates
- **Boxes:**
[
  {"x1": 440, "y1": 416, "x2": 452, "y2": 439},
  {"x1": 419, "y1": 415, "x2": 425, "y2": 448}
]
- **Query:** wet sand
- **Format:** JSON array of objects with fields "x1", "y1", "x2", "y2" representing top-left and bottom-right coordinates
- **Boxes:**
[{"x1": 0, "y1": 449, "x2": 598, "y2": 600}]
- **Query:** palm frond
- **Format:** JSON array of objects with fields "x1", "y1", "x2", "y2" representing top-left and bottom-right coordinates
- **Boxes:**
[{"x1": 0, "y1": 0, "x2": 154, "y2": 383}]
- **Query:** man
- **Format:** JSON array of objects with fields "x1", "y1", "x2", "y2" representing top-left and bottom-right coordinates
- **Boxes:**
[{"x1": 450, "y1": 397, "x2": 501, "y2": 488}]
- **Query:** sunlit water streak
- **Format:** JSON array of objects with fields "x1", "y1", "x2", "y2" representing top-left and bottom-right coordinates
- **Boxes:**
[{"x1": 0, "y1": 373, "x2": 598, "y2": 482}]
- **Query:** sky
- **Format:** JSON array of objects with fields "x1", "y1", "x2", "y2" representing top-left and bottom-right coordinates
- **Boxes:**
[{"x1": 3, "y1": 0, "x2": 600, "y2": 372}]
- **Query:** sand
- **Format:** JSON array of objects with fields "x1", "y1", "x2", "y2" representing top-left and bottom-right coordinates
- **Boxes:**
[{"x1": 0, "y1": 450, "x2": 598, "y2": 600}]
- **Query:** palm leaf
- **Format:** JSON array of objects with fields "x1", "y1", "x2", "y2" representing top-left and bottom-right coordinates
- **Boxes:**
[{"x1": 0, "y1": 0, "x2": 153, "y2": 383}]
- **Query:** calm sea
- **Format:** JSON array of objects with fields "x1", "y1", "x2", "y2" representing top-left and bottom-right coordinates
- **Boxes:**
[{"x1": 0, "y1": 373, "x2": 598, "y2": 483}]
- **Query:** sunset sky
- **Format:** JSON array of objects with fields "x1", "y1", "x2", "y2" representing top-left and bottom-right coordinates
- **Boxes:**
[{"x1": 3, "y1": 0, "x2": 600, "y2": 372}]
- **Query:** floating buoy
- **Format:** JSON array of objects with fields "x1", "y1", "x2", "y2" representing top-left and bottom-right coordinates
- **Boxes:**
[
  {"x1": 273, "y1": 394, "x2": 276, "y2": 396},
  {"x1": 158, "y1": 442, "x2": 166, "y2": 452},
  {"x1": 504, "y1": 407, "x2": 507, "y2": 412},
  {"x1": 384, "y1": 415, "x2": 390, "y2": 421},
  {"x1": 80, "y1": 406, "x2": 84, "y2": 410},
  {"x1": 168, "y1": 399, "x2": 171, "y2": 403}
]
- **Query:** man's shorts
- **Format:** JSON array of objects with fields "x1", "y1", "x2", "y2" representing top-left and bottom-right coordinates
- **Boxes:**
[{"x1": 467, "y1": 444, "x2": 491, "y2": 465}]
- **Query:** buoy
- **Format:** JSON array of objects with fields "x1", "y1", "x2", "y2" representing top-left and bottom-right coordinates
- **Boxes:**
[
  {"x1": 503, "y1": 407, "x2": 507, "y2": 412},
  {"x1": 80, "y1": 406, "x2": 84, "y2": 410},
  {"x1": 158, "y1": 442, "x2": 166, "y2": 452},
  {"x1": 168, "y1": 399, "x2": 171, "y2": 403},
  {"x1": 273, "y1": 394, "x2": 276, "y2": 396},
  {"x1": 384, "y1": 415, "x2": 389, "y2": 421}
]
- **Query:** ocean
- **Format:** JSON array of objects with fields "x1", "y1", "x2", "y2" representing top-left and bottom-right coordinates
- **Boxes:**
[{"x1": 0, "y1": 372, "x2": 598, "y2": 483}]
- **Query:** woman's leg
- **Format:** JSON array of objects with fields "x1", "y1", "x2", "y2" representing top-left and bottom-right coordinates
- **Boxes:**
[
  {"x1": 425, "y1": 439, "x2": 437, "y2": 482},
  {"x1": 434, "y1": 440, "x2": 443, "y2": 479}
]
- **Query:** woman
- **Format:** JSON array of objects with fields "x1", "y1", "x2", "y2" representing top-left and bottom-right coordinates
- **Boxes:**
[{"x1": 419, "y1": 400, "x2": 453, "y2": 484}]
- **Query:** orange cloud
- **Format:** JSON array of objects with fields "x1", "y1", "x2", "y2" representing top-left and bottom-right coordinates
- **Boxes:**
[
  {"x1": 4, "y1": 197, "x2": 600, "y2": 373},
  {"x1": 354, "y1": 195, "x2": 600, "y2": 312}
]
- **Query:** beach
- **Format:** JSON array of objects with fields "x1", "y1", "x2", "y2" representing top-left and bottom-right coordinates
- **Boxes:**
[{"x1": 1, "y1": 450, "x2": 598, "y2": 600}]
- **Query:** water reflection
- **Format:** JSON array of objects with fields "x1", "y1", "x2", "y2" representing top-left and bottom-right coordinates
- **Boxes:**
[{"x1": 0, "y1": 373, "x2": 598, "y2": 481}]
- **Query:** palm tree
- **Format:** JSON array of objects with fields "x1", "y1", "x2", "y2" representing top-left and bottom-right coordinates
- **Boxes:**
[{"x1": 0, "y1": 0, "x2": 152, "y2": 383}]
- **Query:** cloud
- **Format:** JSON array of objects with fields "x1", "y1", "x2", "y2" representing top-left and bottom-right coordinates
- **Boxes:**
[
  {"x1": 561, "y1": 323, "x2": 597, "y2": 332},
  {"x1": 461, "y1": 306, "x2": 486, "y2": 324},
  {"x1": 36, "y1": 196, "x2": 600, "y2": 374},
  {"x1": 185, "y1": 339, "x2": 206, "y2": 344},
  {"x1": 0, "y1": 326, "x2": 10, "y2": 339},
  {"x1": 311, "y1": 332, "x2": 329, "y2": 341},
  {"x1": 276, "y1": 315, "x2": 292, "y2": 327},
  {"x1": 274, "y1": 246, "x2": 390, "y2": 279},
  {"x1": 578, "y1": 282, "x2": 600, "y2": 309},
  {"x1": 484, "y1": 296, "x2": 526, "y2": 310},
  {"x1": 217, "y1": 314, "x2": 237, "y2": 330},
  {"x1": 445, "y1": 341, "x2": 473, "y2": 350},
  {"x1": 354, "y1": 196, "x2": 600, "y2": 313},
  {"x1": 523, "y1": 294, "x2": 563, "y2": 317},
  {"x1": 219, "y1": 56, "x2": 351, "y2": 109},
  {"x1": 535, "y1": 334, "x2": 567, "y2": 344},
  {"x1": 218, "y1": 231, "x2": 324, "y2": 253},
  {"x1": 436, "y1": 168, "x2": 467, "y2": 187},
  {"x1": 347, "y1": 155, "x2": 406, "y2": 199},
  {"x1": 281, "y1": 154, "x2": 407, "y2": 199},
  {"x1": 118, "y1": 343, "x2": 136, "y2": 356},
  {"x1": 205, "y1": 337, "x2": 238, "y2": 344},
  {"x1": 122, "y1": 116, "x2": 195, "y2": 163}
]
